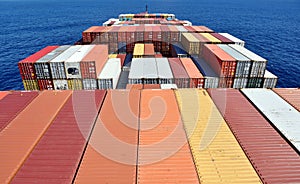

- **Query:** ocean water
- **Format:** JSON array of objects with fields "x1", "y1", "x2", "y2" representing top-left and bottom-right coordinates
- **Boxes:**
[{"x1": 0, "y1": 0, "x2": 299, "y2": 90}]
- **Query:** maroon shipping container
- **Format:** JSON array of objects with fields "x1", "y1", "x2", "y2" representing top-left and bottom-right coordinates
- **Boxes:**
[
  {"x1": 201, "y1": 44, "x2": 237, "y2": 77},
  {"x1": 168, "y1": 58, "x2": 189, "y2": 88},
  {"x1": 0, "y1": 91, "x2": 39, "y2": 132},
  {"x1": 194, "y1": 26, "x2": 214, "y2": 33},
  {"x1": 184, "y1": 26, "x2": 197, "y2": 33},
  {"x1": 38, "y1": 79, "x2": 54, "y2": 90},
  {"x1": 117, "y1": 54, "x2": 126, "y2": 67},
  {"x1": 118, "y1": 26, "x2": 128, "y2": 43},
  {"x1": 135, "y1": 26, "x2": 144, "y2": 42},
  {"x1": 155, "y1": 54, "x2": 163, "y2": 58},
  {"x1": 161, "y1": 25, "x2": 171, "y2": 43},
  {"x1": 152, "y1": 26, "x2": 161, "y2": 42},
  {"x1": 143, "y1": 84, "x2": 160, "y2": 89},
  {"x1": 218, "y1": 77, "x2": 234, "y2": 88},
  {"x1": 100, "y1": 27, "x2": 112, "y2": 43},
  {"x1": 18, "y1": 46, "x2": 59, "y2": 80},
  {"x1": 169, "y1": 26, "x2": 180, "y2": 42},
  {"x1": 11, "y1": 90, "x2": 106, "y2": 184},
  {"x1": 126, "y1": 26, "x2": 136, "y2": 45},
  {"x1": 82, "y1": 26, "x2": 99, "y2": 43},
  {"x1": 91, "y1": 27, "x2": 106, "y2": 44},
  {"x1": 273, "y1": 88, "x2": 300, "y2": 111},
  {"x1": 207, "y1": 88, "x2": 300, "y2": 184},
  {"x1": 144, "y1": 26, "x2": 153, "y2": 42},
  {"x1": 210, "y1": 33, "x2": 234, "y2": 44},
  {"x1": 108, "y1": 26, "x2": 120, "y2": 43}
]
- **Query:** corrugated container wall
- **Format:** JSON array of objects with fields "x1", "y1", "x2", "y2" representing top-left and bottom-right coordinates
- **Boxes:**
[
  {"x1": 208, "y1": 88, "x2": 300, "y2": 184},
  {"x1": 128, "y1": 58, "x2": 143, "y2": 84},
  {"x1": 180, "y1": 58, "x2": 204, "y2": 88},
  {"x1": 219, "y1": 33, "x2": 245, "y2": 47},
  {"x1": 155, "y1": 58, "x2": 174, "y2": 84},
  {"x1": 262, "y1": 70, "x2": 277, "y2": 88},
  {"x1": 168, "y1": 58, "x2": 189, "y2": 88},
  {"x1": 241, "y1": 88, "x2": 300, "y2": 152},
  {"x1": 0, "y1": 90, "x2": 72, "y2": 183},
  {"x1": 143, "y1": 58, "x2": 158, "y2": 84},
  {"x1": 273, "y1": 88, "x2": 300, "y2": 111},
  {"x1": 98, "y1": 58, "x2": 121, "y2": 89},
  {"x1": 181, "y1": 33, "x2": 200, "y2": 55}
]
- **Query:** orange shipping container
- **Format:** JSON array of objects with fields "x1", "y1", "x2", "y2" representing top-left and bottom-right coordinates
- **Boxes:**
[
  {"x1": 138, "y1": 90, "x2": 199, "y2": 183},
  {"x1": 74, "y1": 89, "x2": 140, "y2": 183},
  {"x1": 273, "y1": 88, "x2": 300, "y2": 111},
  {"x1": 0, "y1": 91, "x2": 9, "y2": 101},
  {"x1": 126, "y1": 84, "x2": 143, "y2": 90},
  {"x1": 144, "y1": 43, "x2": 155, "y2": 57},
  {"x1": 180, "y1": 58, "x2": 205, "y2": 88},
  {"x1": 0, "y1": 90, "x2": 71, "y2": 183}
]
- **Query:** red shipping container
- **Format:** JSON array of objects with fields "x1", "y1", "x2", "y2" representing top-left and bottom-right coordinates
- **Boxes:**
[
  {"x1": 0, "y1": 91, "x2": 39, "y2": 132},
  {"x1": 218, "y1": 77, "x2": 234, "y2": 88},
  {"x1": 184, "y1": 26, "x2": 197, "y2": 33},
  {"x1": 108, "y1": 26, "x2": 120, "y2": 43},
  {"x1": 91, "y1": 27, "x2": 105, "y2": 44},
  {"x1": 180, "y1": 58, "x2": 205, "y2": 88},
  {"x1": 81, "y1": 45, "x2": 108, "y2": 79},
  {"x1": 18, "y1": 46, "x2": 58, "y2": 80},
  {"x1": 38, "y1": 79, "x2": 54, "y2": 90},
  {"x1": 144, "y1": 43, "x2": 155, "y2": 56},
  {"x1": 152, "y1": 26, "x2": 161, "y2": 42},
  {"x1": 161, "y1": 25, "x2": 171, "y2": 43},
  {"x1": 273, "y1": 88, "x2": 300, "y2": 111},
  {"x1": 168, "y1": 58, "x2": 189, "y2": 88},
  {"x1": 135, "y1": 25, "x2": 144, "y2": 42},
  {"x1": 143, "y1": 84, "x2": 160, "y2": 89},
  {"x1": 169, "y1": 25, "x2": 180, "y2": 42},
  {"x1": 126, "y1": 26, "x2": 136, "y2": 45},
  {"x1": 210, "y1": 33, "x2": 234, "y2": 44},
  {"x1": 118, "y1": 26, "x2": 128, "y2": 43},
  {"x1": 82, "y1": 26, "x2": 98, "y2": 43},
  {"x1": 201, "y1": 44, "x2": 236, "y2": 77},
  {"x1": 100, "y1": 26, "x2": 112, "y2": 43},
  {"x1": 0, "y1": 92, "x2": 9, "y2": 101},
  {"x1": 12, "y1": 90, "x2": 106, "y2": 184},
  {"x1": 194, "y1": 26, "x2": 214, "y2": 33},
  {"x1": 144, "y1": 26, "x2": 153, "y2": 42},
  {"x1": 208, "y1": 88, "x2": 300, "y2": 184}
]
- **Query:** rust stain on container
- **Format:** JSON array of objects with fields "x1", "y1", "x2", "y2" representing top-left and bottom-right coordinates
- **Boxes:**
[
  {"x1": 11, "y1": 90, "x2": 106, "y2": 184},
  {"x1": 74, "y1": 89, "x2": 140, "y2": 183},
  {"x1": 208, "y1": 88, "x2": 300, "y2": 184},
  {"x1": 138, "y1": 89, "x2": 199, "y2": 183},
  {"x1": 0, "y1": 90, "x2": 72, "y2": 183},
  {"x1": 0, "y1": 91, "x2": 39, "y2": 132},
  {"x1": 273, "y1": 88, "x2": 300, "y2": 111}
]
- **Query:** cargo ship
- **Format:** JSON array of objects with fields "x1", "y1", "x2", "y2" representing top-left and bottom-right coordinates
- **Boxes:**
[{"x1": 0, "y1": 12, "x2": 299, "y2": 184}]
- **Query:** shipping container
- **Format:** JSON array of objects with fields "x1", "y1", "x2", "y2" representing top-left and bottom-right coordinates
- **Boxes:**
[
  {"x1": 116, "y1": 54, "x2": 126, "y2": 67},
  {"x1": 219, "y1": 33, "x2": 245, "y2": 47},
  {"x1": 161, "y1": 25, "x2": 171, "y2": 43},
  {"x1": 247, "y1": 77, "x2": 263, "y2": 88},
  {"x1": 0, "y1": 91, "x2": 38, "y2": 132},
  {"x1": 126, "y1": 83, "x2": 143, "y2": 90},
  {"x1": 65, "y1": 45, "x2": 94, "y2": 79},
  {"x1": 152, "y1": 26, "x2": 161, "y2": 42},
  {"x1": 168, "y1": 58, "x2": 189, "y2": 88},
  {"x1": 218, "y1": 77, "x2": 234, "y2": 88},
  {"x1": 201, "y1": 44, "x2": 237, "y2": 77},
  {"x1": 190, "y1": 56, "x2": 219, "y2": 88},
  {"x1": 208, "y1": 88, "x2": 300, "y2": 184},
  {"x1": 109, "y1": 54, "x2": 117, "y2": 58},
  {"x1": 117, "y1": 70, "x2": 130, "y2": 89},
  {"x1": 74, "y1": 90, "x2": 139, "y2": 183},
  {"x1": 133, "y1": 43, "x2": 144, "y2": 58},
  {"x1": 273, "y1": 88, "x2": 300, "y2": 112},
  {"x1": 50, "y1": 45, "x2": 82, "y2": 79},
  {"x1": 35, "y1": 45, "x2": 70, "y2": 80},
  {"x1": 143, "y1": 58, "x2": 158, "y2": 84},
  {"x1": 193, "y1": 26, "x2": 214, "y2": 33},
  {"x1": 241, "y1": 88, "x2": 300, "y2": 152},
  {"x1": 81, "y1": 45, "x2": 109, "y2": 79},
  {"x1": 160, "y1": 84, "x2": 178, "y2": 89},
  {"x1": 229, "y1": 44, "x2": 267, "y2": 78},
  {"x1": 210, "y1": 33, "x2": 234, "y2": 44},
  {"x1": 0, "y1": 90, "x2": 71, "y2": 183},
  {"x1": 82, "y1": 26, "x2": 99, "y2": 43},
  {"x1": 168, "y1": 25, "x2": 180, "y2": 42},
  {"x1": 200, "y1": 33, "x2": 221, "y2": 43},
  {"x1": 22, "y1": 79, "x2": 39, "y2": 90},
  {"x1": 170, "y1": 42, "x2": 188, "y2": 58},
  {"x1": 98, "y1": 58, "x2": 121, "y2": 89},
  {"x1": 0, "y1": 91, "x2": 9, "y2": 101},
  {"x1": 12, "y1": 90, "x2": 106, "y2": 184},
  {"x1": 143, "y1": 84, "x2": 160, "y2": 89},
  {"x1": 135, "y1": 25, "x2": 144, "y2": 42},
  {"x1": 123, "y1": 53, "x2": 133, "y2": 68},
  {"x1": 144, "y1": 26, "x2": 153, "y2": 42},
  {"x1": 138, "y1": 90, "x2": 199, "y2": 183},
  {"x1": 82, "y1": 79, "x2": 98, "y2": 90},
  {"x1": 67, "y1": 79, "x2": 83, "y2": 90},
  {"x1": 117, "y1": 26, "x2": 128, "y2": 43},
  {"x1": 144, "y1": 43, "x2": 155, "y2": 57},
  {"x1": 53, "y1": 79, "x2": 68, "y2": 90},
  {"x1": 233, "y1": 77, "x2": 248, "y2": 88},
  {"x1": 217, "y1": 44, "x2": 251, "y2": 78},
  {"x1": 181, "y1": 33, "x2": 200, "y2": 55},
  {"x1": 262, "y1": 70, "x2": 278, "y2": 88},
  {"x1": 180, "y1": 58, "x2": 205, "y2": 88},
  {"x1": 175, "y1": 89, "x2": 262, "y2": 184},
  {"x1": 18, "y1": 46, "x2": 58, "y2": 80},
  {"x1": 37, "y1": 79, "x2": 54, "y2": 90},
  {"x1": 155, "y1": 58, "x2": 174, "y2": 84}
]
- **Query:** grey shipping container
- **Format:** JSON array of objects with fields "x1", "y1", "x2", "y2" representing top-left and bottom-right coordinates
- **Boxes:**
[
  {"x1": 82, "y1": 79, "x2": 98, "y2": 90},
  {"x1": 53, "y1": 80, "x2": 68, "y2": 90}
]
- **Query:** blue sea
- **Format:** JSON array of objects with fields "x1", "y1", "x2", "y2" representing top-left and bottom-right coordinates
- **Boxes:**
[{"x1": 0, "y1": 0, "x2": 299, "y2": 90}]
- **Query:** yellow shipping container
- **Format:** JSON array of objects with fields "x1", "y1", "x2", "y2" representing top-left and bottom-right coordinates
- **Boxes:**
[
  {"x1": 200, "y1": 33, "x2": 222, "y2": 43},
  {"x1": 108, "y1": 54, "x2": 117, "y2": 58},
  {"x1": 181, "y1": 33, "x2": 200, "y2": 55},
  {"x1": 175, "y1": 89, "x2": 262, "y2": 184},
  {"x1": 133, "y1": 43, "x2": 144, "y2": 58},
  {"x1": 22, "y1": 80, "x2": 39, "y2": 90},
  {"x1": 67, "y1": 79, "x2": 83, "y2": 90}
]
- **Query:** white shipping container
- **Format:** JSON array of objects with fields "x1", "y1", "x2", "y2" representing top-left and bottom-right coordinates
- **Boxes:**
[
  {"x1": 35, "y1": 45, "x2": 70, "y2": 79},
  {"x1": 98, "y1": 58, "x2": 121, "y2": 89},
  {"x1": 155, "y1": 58, "x2": 174, "y2": 84},
  {"x1": 233, "y1": 77, "x2": 248, "y2": 88},
  {"x1": 192, "y1": 56, "x2": 219, "y2": 88},
  {"x1": 160, "y1": 84, "x2": 178, "y2": 89},
  {"x1": 65, "y1": 45, "x2": 94, "y2": 79},
  {"x1": 241, "y1": 88, "x2": 300, "y2": 152},
  {"x1": 128, "y1": 58, "x2": 143, "y2": 84},
  {"x1": 82, "y1": 79, "x2": 98, "y2": 90},
  {"x1": 229, "y1": 44, "x2": 267, "y2": 78},
  {"x1": 53, "y1": 80, "x2": 68, "y2": 90},
  {"x1": 50, "y1": 45, "x2": 82, "y2": 79},
  {"x1": 143, "y1": 58, "x2": 158, "y2": 84},
  {"x1": 217, "y1": 44, "x2": 251, "y2": 78},
  {"x1": 262, "y1": 70, "x2": 278, "y2": 88},
  {"x1": 219, "y1": 33, "x2": 245, "y2": 47}
]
